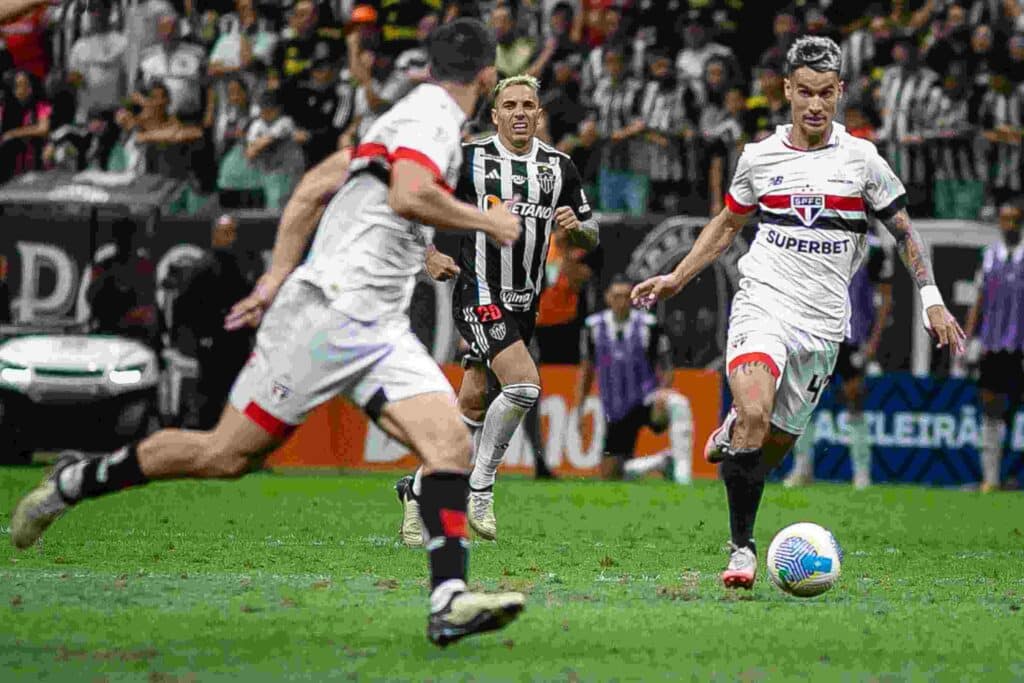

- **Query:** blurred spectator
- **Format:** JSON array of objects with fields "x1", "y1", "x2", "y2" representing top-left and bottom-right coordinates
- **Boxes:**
[
  {"x1": 581, "y1": 7, "x2": 645, "y2": 96},
  {"x1": 876, "y1": 32, "x2": 938, "y2": 213},
  {"x1": 137, "y1": 14, "x2": 206, "y2": 118},
  {"x1": 212, "y1": 76, "x2": 263, "y2": 207},
  {"x1": 842, "y1": 11, "x2": 891, "y2": 88},
  {"x1": 534, "y1": 2, "x2": 582, "y2": 85},
  {"x1": 635, "y1": 48, "x2": 691, "y2": 213},
  {"x1": 758, "y1": 5, "x2": 801, "y2": 71},
  {"x1": 273, "y1": 0, "x2": 331, "y2": 82},
  {"x1": 978, "y1": 72, "x2": 1023, "y2": 206},
  {"x1": 590, "y1": 46, "x2": 646, "y2": 214},
  {"x1": 173, "y1": 214, "x2": 258, "y2": 429},
  {"x1": 67, "y1": 0, "x2": 127, "y2": 124},
  {"x1": 964, "y1": 201, "x2": 1024, "y2": 493},
  {"x1": 123, "y1": 0, "x2": 177, "y2": 94},
  {"x1": 843, "y1": 102, "x2": 877, "y2": 141},
  {"x1": 968, "y1": 24, "x2": 1000, "y2": 94},
  {"x1": 291, "y1": 57, "x2": 354, "y2": 165},
  {"x1": 745, "y1": 56, "x2": 788, "y2": 142},
  {"x1": 208, "y1": 0, "x2": 277, "y2": 87},
  {"x1": 491, "y1": 4, "x2": 535, "y2": 78},
  {"x1": 44, "y1": 106, "x2": 119, "y2": 170},
  {"x1": 245, "y1": 88, "x2": 306, "y2": 209},
  {"x1": 376, "y1": 0, "x2": 437, "y2": 56},
  {"x1": 0, "y1": 69, "x2": 51, "y2": 180},
  {"x1": 924, "y1": 2, "x2": 971, "y2": 72},
  {"x1": 702, "y1": 86, "x2": 746, "y2": 216},
  {"x1": 675, "y1": 22, "x2": 736, "y2": 108},
  {"x1": 541, "y1": 57, "x2": 586, "y2": 146},
  {"x1": 0, "y1": 0, "x2": 50, "y2": 79},
  {"x1": 86, "y1": 217, "x2": 159, "y2": 348},
  {"x1": 556, "y1": 118, "x2": 601, "y2": 198},
  {"x1": 925, "y1": 60, "x2": 984, "y2": 219}
]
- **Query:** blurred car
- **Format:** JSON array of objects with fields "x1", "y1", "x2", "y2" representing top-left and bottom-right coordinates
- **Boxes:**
[{"x1": 0, "y1": 327, "x2": 159, "y2": 463}]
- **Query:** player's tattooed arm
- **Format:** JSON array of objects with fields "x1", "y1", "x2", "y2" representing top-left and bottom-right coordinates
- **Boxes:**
[
  {"x1": 879, "y1": 208, "x2": 935, "y2": 289},
  {"x1": 880, "y1": 207, "x2": 967, "y2": 353}
]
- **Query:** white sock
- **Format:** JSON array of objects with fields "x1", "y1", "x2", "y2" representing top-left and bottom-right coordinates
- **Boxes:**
[
  {"x1": 790, "y1": 423, "x2": 815, "y2": 479},
  {"x1": 461, "y1": 414, "x2": 484, "y2": 466},
  {"x1": 623, "y1": 453, "x2": 669, "y2": 478},
  {"x1": 666, "y1": 394, "x2": 692, "y2": 484},
  {"x1": 430, "y1": 578, "x2": 467, "y2": 613},
  {"x1": 412, "y1": 467, "x2": 423, "y2": 497},
  {"x1": 982, "y1": 416, "x2": 1003, "y2": 488},
  {"x1": 469, "y1": 383, "x2": 538, "y2": 490}
]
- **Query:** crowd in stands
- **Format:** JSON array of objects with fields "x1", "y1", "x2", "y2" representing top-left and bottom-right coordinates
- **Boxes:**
[{"x1": 1, "y1": 0, "x2": 1023, "y2": 219}]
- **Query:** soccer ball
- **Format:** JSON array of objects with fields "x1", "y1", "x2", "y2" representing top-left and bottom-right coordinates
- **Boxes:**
[{"x1": 766, "y1": 522, "x2": 843, "y2": 597}]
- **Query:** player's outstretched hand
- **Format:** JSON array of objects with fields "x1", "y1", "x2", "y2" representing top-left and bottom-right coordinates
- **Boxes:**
[
  {"x1": 925, "y1": 304, "x2": 967, "y2": 355},
  {"x1": 485, "y1": 199, "x2": 521, "y2": 247},
  {"x1": 224, "y1": 273, "x2": 284, "y2": 331},
  {"x1": 631, "y1": 273, "x2": 683, "y2": 309},
  {"x1": 424, "y1": 244, "x2": 460, "y2": 281}
]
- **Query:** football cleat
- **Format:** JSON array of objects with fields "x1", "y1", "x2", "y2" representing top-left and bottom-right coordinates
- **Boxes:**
[
  {"x1": 10, "y1": 451, "x2": 88, "y2": 549},
  {"x1": 395, "y1": 475, "x2": 424, "y2": 548},
  {"x1": 721, "y1": 542, "x2": 757, "y2": 590},
  {"x1": 468, "y1": 487, "x2": 496, "y2": 540},
  {"x1": 704, "y1": 408, "x2": 737, "y2": 464},
  {"x1": 428, "y1": 590, "x2": 525, "y2": 647}
]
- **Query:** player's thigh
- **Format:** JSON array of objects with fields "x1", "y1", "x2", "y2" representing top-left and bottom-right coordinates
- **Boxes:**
[
  {"x1": 726, "y1": 315, "x2": 787, "y2": 441},
  {"x1": 453, "y1": 297, "x2": 538, "y2": 386},
  {"x1": 491, "y1": 340, "x2": 540, "y2": 387},
  {"x1": 352, "y1": 330, "x2": 469, "y2": 470},
  {"x1": 772, "y1": 329, "x2": 839, "y2": 437}
]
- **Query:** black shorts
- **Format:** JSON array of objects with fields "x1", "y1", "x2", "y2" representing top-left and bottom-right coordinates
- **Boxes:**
[
  {"x1": 452, "y1": 278, "x2": 536, "y2": 363},
  {"x1": 604, "y1": 403, "x2": 666, "y2": 458},
  {"x1": 979, "y1": 350, "x2": 1024, "y2": 398},
  {"x1": 832, "y1": 342, "x2": 865, "y2": 383}
]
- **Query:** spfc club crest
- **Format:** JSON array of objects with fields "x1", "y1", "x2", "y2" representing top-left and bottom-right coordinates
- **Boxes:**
[
  {"x1": 489, "y1": 322, "x2": 507, "y2": 341},
  {"x1": 791, "y1": 194, "x2": 825, "y2": 226},
  {"x1": 271, "y1": 380, "x2": 292, "y2": 403}
]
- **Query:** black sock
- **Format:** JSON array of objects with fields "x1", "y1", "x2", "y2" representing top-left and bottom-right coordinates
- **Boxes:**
[
  {"x1": 719, "y1": 449, "x2": 766, "y2": 551},
  {"x1": 419, "y1": 472, "x2": 470, "y2": 591},
  {"x1": 56, "y1": 444, "x2": 149, "y2": 504}
]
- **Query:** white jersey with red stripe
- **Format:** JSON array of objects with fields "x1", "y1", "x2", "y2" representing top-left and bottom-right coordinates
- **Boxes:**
[
  {"x1": 292, "y1": 83, "x2": 465, "y2": 321},
  {"x1": 725, "y1": 122, "x2": 906, "y2": 342}
]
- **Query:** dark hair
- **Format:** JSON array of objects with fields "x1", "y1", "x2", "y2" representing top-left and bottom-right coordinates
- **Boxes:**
[
  {"x1": 785, "y1": 35, "x2": 842, "y2": 75},
  {"x1": 426, "y1": 18, "x2": 495, "y2": 84},
  {"x1": 607, "y1": 273, "x2": 634, "y2": 289}
]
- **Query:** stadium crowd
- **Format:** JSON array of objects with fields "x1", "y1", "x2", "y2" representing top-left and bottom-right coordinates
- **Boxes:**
[{"x1": 2, "y1": 0, "x2": 1024, "y2": 218}]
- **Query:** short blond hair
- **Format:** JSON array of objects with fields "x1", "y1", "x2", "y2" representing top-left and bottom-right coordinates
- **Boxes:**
[{"x1": 493, "y1": 74, "x2": 541, "y2": 101}]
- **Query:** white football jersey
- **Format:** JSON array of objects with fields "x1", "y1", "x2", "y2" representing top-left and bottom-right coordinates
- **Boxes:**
[
  {"x1": 293, "y1": 83, "x2": 466, "y2": 321},
  {"x1": 726, "y1": 123, "x2": 906, "y2": 341}
]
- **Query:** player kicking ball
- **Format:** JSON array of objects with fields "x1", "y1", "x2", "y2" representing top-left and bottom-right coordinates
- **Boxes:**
[
  {"x1": 11, "y1": 19, "x2": 526, "y2": 646},
  {"x1": 631, "y1": 36, "x2": 966, "y2": 590},
  {"x1": 396, "y1": 75, "x2": 598, "y2": 546}
]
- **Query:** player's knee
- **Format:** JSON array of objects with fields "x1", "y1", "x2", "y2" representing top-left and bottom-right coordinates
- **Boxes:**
[
  {"x1": 457, "y1": 393, "x2": 487, "y2": 422},
  {"x1": 423, "y1": 426, "x2": 473, "y2": 471},
  {"x1": 501, "y1": 382, "x2": 540, "y2": 410}
]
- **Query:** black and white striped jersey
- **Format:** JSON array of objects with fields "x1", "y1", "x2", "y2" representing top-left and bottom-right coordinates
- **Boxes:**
[{"x1": 455, "y1": 135, "x2": 595, "y2": 312}]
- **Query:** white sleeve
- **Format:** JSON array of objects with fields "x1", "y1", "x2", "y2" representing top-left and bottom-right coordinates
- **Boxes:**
[
  {"x1": 863, "y1": 147, "x2": 907, "y2": 218},
  {"x1": 389, "y1": 116, "x2": 459, "y2": 189},
  {"x1": 724, "y1": 149, "x2": 757, "y2": 214}
]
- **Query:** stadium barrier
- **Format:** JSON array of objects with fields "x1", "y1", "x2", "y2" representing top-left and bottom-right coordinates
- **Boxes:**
[
  {"x1": 267, "y1": 364, "x2": 723, "y2": 479},
  {"x1": 778, "y1": 373, "x2": 1024, "y2": 487}
]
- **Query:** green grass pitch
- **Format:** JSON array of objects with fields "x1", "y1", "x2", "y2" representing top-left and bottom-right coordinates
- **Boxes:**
[{"x1": 1, "y1": 468, "x2": 1022, "y2": 681}]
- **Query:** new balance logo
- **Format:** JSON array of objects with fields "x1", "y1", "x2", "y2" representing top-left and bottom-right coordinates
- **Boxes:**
[{"x1": 485, "y1": 169, "x2": 501, "y2": 180}]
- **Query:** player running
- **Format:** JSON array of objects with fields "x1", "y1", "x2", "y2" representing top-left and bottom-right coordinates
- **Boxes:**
[
  {"x1": 396, "y1": 74, "x2": 598, "y2": 546},
  {"x1": 631, "y1": 36, "x2": 965, "y2": 590},
  {"x1": 11, "y1": 19, "x2": 527, "y2": 647}
]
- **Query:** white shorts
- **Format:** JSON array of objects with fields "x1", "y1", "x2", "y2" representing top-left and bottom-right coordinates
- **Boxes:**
[
  {"x1": 725, "y1": 295, "x2": 839, "y2": 435},
  {"x1": 229, "y1": 278, "x2": 454, "y2": 437}
]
